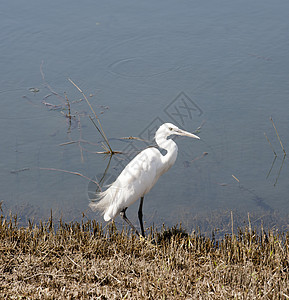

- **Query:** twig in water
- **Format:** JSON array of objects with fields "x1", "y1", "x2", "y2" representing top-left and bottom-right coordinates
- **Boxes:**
[
  {"x1": 38, "y1": 167, "x2": 101, "y2": 189},
  {"x1": 89, "y1": 116, "x2": 117, "y2": 154},
  {"x1": 264, "y1": 132, "x2": 277, "y2": 156},
  {"x1": 120, "y1": 136, "x2": 150, "y2": 143},
  {"x1": 95, "y1": 154, "x2": 113, "y2": 193},
  {"x1": 59, "y1": 139, "x2": 98, "y2": 147},
  {"x1": 41, "y1": 100, "x2": 63, "y2": 110},
  {"x1": 266, "y1": 156, "x2": 277, "y2": 179},
  {"x1": 10, "y1": 168, "x2": 30, "y2": 174},
  {"x1": 232, "y1": 174, "x2": 240, "y2": 183},
  {"x1": 190, "y1": 152, "x2": 208, "y2": 164},
  {"x1": 194, "y1": 120, "x2": 206, "y2": 134},
  {"x1": 40, "y1": 61, "x2": 66, "y2": 104},
  {"x1": 68, "y1": 78, "x2": 113, "y2": 154},
  {"x1": 270, "y1": 117, "x2": 286, "y2": 155},
  {"x1": 64, "y1": 93, "x2": 72, "y2": 133},
  {"x1": 265, "y1": 117, "x2": 287, "y2": 186},
  {"x1": 274, "y1": 154, "x2": 286, "y2": 187},
  {"x1": 76, "y1": 115, "x2": 84, "y2": 162}
]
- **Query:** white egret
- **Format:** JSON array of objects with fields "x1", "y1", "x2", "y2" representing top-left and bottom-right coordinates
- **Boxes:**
[{"x1": 89, "y1": 123, "x2": 200, "y2": 237}]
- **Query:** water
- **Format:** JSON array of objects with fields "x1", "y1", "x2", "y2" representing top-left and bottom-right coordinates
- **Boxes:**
[{"x1": 1, "y1": 0, "x2": 289, "y2": 232}]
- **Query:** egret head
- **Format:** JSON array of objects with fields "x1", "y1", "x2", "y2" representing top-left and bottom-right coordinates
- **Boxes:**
[{"x1": 156, "y1": 123, "x2": 200, "y2": 140}]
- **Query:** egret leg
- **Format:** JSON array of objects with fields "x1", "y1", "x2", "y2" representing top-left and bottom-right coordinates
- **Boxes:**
[
  {"x1": 138, "y1": 197, "x2": 145, "y2": 237},
  {"x1": 120, "y1": 208, "x2": 140, "y2": 236}
]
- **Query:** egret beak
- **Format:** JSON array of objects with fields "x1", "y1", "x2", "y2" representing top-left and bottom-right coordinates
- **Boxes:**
[{"x1": 176, "y1": 128, "x2": 200, "y2": 139}]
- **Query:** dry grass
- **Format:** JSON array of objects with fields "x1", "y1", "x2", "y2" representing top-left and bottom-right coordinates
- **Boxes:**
[{"x1": 0, "y1": 211, "x2": 289, "y2": 299}]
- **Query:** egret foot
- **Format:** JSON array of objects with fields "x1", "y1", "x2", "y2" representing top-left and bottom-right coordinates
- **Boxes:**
[{"x1": 120, "y1": 208, "x2": 141, "y2": 237}]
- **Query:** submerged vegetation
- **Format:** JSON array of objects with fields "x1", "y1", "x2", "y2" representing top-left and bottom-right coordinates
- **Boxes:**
[{"x1": 1, "y1": 209, "x2": 289, "y2": 299}]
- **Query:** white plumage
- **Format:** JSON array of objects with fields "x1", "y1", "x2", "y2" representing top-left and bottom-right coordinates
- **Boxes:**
[{"x1": 89, "y1": 123, "x2": 200, "y2": 236}]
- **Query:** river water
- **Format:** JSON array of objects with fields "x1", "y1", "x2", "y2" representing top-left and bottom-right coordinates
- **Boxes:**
[{"x1": 1, "y1": 0, "x2": 289, "y2": 233}]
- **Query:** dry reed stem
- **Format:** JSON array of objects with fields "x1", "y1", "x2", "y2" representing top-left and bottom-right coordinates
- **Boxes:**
[
  {"x1": 38, "y1": 167, "x2": 101, "y2": 188},
  {"x1": 270, "y1": 117, "x2": 286, "y2": 155},
  {"x1": 68, "y1": 78, "x2": 113, "y2": 154},
  {"x1": 264, "y1": 132, "x2": 277, "y2": 156}
]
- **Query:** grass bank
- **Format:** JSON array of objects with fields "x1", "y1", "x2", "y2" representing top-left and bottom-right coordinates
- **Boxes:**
[{"x1": 0, "y1": 213, "x2": 289, "y2": 299}]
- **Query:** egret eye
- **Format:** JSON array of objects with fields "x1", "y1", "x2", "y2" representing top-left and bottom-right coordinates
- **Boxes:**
[{"x1": 169, "y1": 127, "x2": 173, "y2": 131}]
